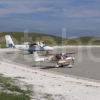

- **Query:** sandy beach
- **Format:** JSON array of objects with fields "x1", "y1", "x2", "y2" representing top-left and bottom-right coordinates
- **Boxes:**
[{"x1": 0, "y1": 61, "x2": 100, "y2": 100}]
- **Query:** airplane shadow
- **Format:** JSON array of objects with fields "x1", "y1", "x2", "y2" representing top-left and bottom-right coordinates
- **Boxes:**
[
  {"x1": 41, "y1": 66, "x2": 59, "y2": 69},
  {"x1": 40, "y1": 65, "x2": 72, "y2": 69},
  {"x1": 6, "y1": 52, "x2": 15, "y2": 54}
]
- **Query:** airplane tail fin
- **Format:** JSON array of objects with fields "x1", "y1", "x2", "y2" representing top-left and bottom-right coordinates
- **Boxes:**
[{"x1": 5, "y1": 35, "x2": 15, "y2": 48}]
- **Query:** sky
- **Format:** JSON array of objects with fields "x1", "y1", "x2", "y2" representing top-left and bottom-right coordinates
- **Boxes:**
[{"x1": 0, "y1": 0, "x2": 100, "y2": 37}]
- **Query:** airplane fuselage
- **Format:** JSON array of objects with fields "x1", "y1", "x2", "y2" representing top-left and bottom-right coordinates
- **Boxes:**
[{"x1": 15, "y1": 45, "x2": 29, "y2": 50}]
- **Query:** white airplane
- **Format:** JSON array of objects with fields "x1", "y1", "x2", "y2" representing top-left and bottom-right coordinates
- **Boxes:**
[
  {"x1": 28, "y1": 41, "x2": 54, "y2": 54},
  {"x1": 33, "y1": 51, "x2": 75, "y2": 67},
  {"x1": 5, "y1": 35, "x2": 54, "y2": 53}
]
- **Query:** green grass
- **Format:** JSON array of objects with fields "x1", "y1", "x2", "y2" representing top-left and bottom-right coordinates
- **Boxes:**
[
  {"x1": 0, "y1": 92, "x2": 30, "y2": 100},
  {"x1": 0, "y1": 74, "x2": 32, "y2": 100},
  {"x1": 0, "y1": 32, "x2": 100, "y2": 47}
]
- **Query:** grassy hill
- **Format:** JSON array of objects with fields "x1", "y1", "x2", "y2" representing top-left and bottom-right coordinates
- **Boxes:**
[
  {"x1": 0, "y1": 32, "x2": 100, "y2": 48},
  {"x1": 0, "y1": 32, "x2": 62, "y2": 48}
]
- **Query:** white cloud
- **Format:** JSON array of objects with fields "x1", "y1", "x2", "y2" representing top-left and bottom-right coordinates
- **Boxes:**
[
  {"x1": 0, "y1": 0, "x2": 100, "y2": 18},
  {"x1": 62, "y1": 9, "x2": 100, "y2": 18},
  {"x1": 0, "y1": 0, "x2": 100, "y2": 35},
  {"x1": 0, "y1": 0, "x2": 57, "y2": 16}
]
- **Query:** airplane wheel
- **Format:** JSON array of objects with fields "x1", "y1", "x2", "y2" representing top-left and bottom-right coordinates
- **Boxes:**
[
  {"x1": 55, "y1": 64, "x2": 64, "y2": 68},
  {"x1": 55, "y1": 64, "x2": 59, "y2": 68},
  {"x1": 72, "y1": 58, "x2": 74, "y2": 64},
  {"x1": 68, "y1": 64, "x2": 72, "y2": 68},
  {"x1": 60, "y1": 64, "x2": 64, "y2": 67},
  {"x1": 28, "y1": 50, "x2": 33, "y2": 54}
]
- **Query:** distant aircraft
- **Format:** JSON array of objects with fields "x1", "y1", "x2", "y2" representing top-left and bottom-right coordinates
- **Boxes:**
[
  {"x1": 33, "y1": 51, "x2": 75, "y2": 67},
  {"x1": 5, "y1": 35, "x2": 54, "y2": 54}
]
